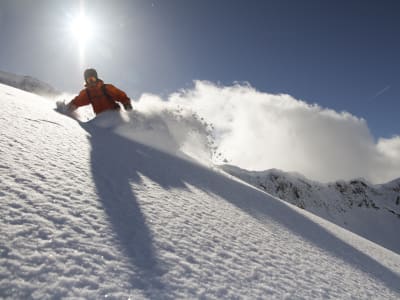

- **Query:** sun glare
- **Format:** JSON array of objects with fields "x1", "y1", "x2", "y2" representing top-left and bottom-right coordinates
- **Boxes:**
[
  {"x1": 69, "y1": 14, "x2": 94, "y2": 43},
  {"x1": 68, "y1": 2, "x2": 96, "y2": 69},
  {"x1": 65, "y1": 0, "x2": 97, "y2": 68}
]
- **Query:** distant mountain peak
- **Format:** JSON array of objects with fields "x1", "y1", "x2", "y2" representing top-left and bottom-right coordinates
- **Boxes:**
[
  {"x1": 221, "y1": 164, "x2": 400, "y2": 254},
  {"x1": 0, "y1": 70, "x2": 59, "y2": 97}
]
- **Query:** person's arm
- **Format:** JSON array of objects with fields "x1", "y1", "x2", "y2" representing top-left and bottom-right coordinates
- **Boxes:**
[
  {"x1": 106, "y1": 84, "x2": 133, "y2": 110},
  {"x1": 66, "y1": 102, "x2": 78, "y2": 113},
  {"x1": 67, "y1": 89, "x2": 91, "y2": 113}
]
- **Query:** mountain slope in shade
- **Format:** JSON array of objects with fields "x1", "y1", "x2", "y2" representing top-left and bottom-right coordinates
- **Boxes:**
[
  {"x1": 221, "y1": 165, "x2": 400, "y2": 255},
  {"x1": 1, "y1": 83, "x2": 400, "y2": 298},
  {"x1": 0, "y1": 70, "x2": 59, "y2": 97}
]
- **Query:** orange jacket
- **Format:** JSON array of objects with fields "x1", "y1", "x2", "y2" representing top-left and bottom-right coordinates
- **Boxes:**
[{"x1": 71, "y1": 79, "x2": 131, "y2": 115}]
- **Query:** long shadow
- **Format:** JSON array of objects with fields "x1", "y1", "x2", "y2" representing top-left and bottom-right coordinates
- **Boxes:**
[
  {"x1": 81, "y1": 120, "x2": 400, "y2": 295},
  {"x1": 82, "y1": 123, "x2": 167, "y2": 297}
]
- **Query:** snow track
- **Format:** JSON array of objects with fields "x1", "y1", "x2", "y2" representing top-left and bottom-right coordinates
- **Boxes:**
[{"x1": 1, "y1": 83, "x2": 400, "y2": 299}]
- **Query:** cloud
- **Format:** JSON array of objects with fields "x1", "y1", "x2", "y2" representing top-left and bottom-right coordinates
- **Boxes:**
[
  {"x1": 157, "y1": 81, "x2": 400, "y2": 183},
  {"x1": 371, "y1": 85, "x2": 391, "y2": 100}
]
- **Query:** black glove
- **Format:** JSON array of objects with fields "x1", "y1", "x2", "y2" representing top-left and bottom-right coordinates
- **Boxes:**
[{"x1": 123, "y1": 102, "x2": 133, "y2": 111}]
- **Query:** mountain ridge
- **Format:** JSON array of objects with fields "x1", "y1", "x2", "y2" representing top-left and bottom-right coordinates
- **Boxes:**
[
  {"x1": 221, "y1": 164, "x2": 400, "y2": 254},
  {"x1": 0, "y1": 70, "x2": 60, "y2": 97}
]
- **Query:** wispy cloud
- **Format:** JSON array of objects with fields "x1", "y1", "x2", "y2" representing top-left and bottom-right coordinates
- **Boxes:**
[{"x1": 371, "y1": 85, "x2": 391, "y2": 100}]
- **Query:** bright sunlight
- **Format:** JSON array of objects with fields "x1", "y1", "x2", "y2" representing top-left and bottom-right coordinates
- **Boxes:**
[
  {"x1": 69, "y1": 13, "x2": 94, "y2": 43},
  {"x1": 68, "y1": 1, "x2": 95, "y2": 68}
]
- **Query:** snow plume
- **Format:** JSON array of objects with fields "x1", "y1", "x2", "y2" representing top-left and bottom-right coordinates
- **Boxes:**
[
  {"x1": 62, "y1": 80, "x2": 398, "y2": 183},
  {"x1": 164, "y1": 81, "x2": 399, "y2": 184},
  {"x1": 375, "y1": 136, "x2": 400, "y2": 182},
  {"x1": 78, "y1": 95, "x2": 217, "y2": 165}
]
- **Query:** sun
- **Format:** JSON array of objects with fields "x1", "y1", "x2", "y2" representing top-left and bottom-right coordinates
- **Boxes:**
[
  {"x1": 69, "y1": 13, "x2": 94, "y2": 44},
  {"x1": 67, "y1": 7, "x2": 96, "y2": 68}
]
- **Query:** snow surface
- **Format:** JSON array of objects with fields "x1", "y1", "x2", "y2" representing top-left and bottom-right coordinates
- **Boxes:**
[
  {"x1": 1, "y1": 83, "x2": 400, "y2": 299},
  {"x1": 221, "y1": 165, "x2": 400, "y2": 255}
]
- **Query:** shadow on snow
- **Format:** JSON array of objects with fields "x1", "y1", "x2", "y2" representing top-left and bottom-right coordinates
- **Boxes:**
[{"x1": 81, "y1": 118, "x2": 400, "y2": 296}]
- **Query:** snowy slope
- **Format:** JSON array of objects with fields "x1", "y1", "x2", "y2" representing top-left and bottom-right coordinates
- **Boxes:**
[
  {"x1": 0, "y1": 70, "x2": 59, "y2": 97},
  {"x1": 1, "y1": 83, "x2": 400, "y2": 299},
  {"x1": 221, "y1": 165, "x2": 400, "y2": 255}
]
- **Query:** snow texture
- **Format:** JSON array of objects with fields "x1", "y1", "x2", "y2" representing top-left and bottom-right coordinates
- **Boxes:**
[
  {"x1": 1, "y1": 83, "x2": 400, "y2": 299},
  {"x1": 221, "y1": 165, "x2": 400, "y2": 255}
]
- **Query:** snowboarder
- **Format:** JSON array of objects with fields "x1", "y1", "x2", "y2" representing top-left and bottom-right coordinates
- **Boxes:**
[{"x1": 66, "y1": 68, "x2": 133, "y2": 115}]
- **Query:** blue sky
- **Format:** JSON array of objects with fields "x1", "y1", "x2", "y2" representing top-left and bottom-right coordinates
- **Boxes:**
[{"x1": 0, "y1": 0, "x2": 399, "y2": 138}]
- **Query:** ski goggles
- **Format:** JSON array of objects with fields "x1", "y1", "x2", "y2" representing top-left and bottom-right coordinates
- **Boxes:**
[{"x1": 86, "y1": 76, "x2": 97, "y2": 84}]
